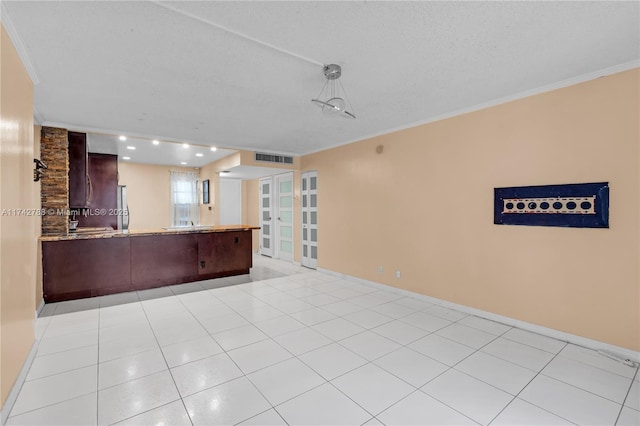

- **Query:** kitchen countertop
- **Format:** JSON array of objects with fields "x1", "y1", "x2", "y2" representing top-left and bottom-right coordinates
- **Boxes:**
[{"x1": 40, "y1": 225, "x2": 260, "y2": 241}]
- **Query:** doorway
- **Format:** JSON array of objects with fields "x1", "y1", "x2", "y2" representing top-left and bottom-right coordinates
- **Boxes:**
[
  {"x1": 259, "y1": 172, "x2": 294, "y2": 261},
  {"x1": 301, "y1": 171, "x2": 318, "y2": 269}
]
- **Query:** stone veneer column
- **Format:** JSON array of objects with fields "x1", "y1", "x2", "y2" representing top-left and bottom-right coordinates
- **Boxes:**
[{"x1": 40, "y1": 126, "x2": 69, "y2": 235}]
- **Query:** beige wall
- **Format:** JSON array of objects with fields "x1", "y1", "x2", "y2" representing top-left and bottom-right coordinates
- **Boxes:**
[
  {"x1": 302, "y1": 69, "x2": 639, "y2": 351},
  {"x1": 117, "y1": 162, "x2": 198, "y2": 229},
  {"x1": 0, "y1": 24, "x2": 38, "y2": 406},
  {"x1": 34, "y1": 126, "x2": 42, "y2": 307}
]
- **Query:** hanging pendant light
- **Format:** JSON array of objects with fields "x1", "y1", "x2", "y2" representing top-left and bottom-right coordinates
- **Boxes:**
[{"x1": 311, "y1": 64, "x2": 356, "y2": 119}]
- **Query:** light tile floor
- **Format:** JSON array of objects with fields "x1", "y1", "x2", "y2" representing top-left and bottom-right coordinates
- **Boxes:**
[{"x1": 7, "y1": 255, "x2": 640, "y2": 425}]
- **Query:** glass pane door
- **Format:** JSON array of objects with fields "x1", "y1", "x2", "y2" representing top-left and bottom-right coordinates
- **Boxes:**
[
  {"x1": 301, "y1": 171, "x2": 318, "y2": 269},
  {"x1": 259, "y1": 177, "x2": 273, "y2": 257},
  {"x1": 275, "y1": 172, "x2": 293, "y2": 261}
]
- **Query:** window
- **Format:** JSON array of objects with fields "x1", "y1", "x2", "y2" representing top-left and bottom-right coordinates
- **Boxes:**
[{"x1": 170, "y1": 171, "x2": 199, "y2": 226}]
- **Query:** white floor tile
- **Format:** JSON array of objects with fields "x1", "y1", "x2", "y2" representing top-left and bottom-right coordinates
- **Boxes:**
[
  {"x1": 153, "y1": 322, "x2": 208, "y2": 347},
  {"x1": 98, "y1": 323, "x2": 155, "y2": 344},
  {"x1": 27, "y1": 345, "x2": 98, "y2": 381},
  {"x1": 11, "y1": 365, "x2": 97, "y2": 416},
  {"x1": 394, "y1": 297, "x2": 434, "y2": 311},
  {"x1": 424, "y1": 305, "x2": 468, "y2": 322},
  {"x1": 409, "y1": 334, "x2": 475, "y2": 366},
  {"x1": 254, "y1": 315, "x2": 306, "y2": 337},
  {"x1": 374, "y1": 347, "x2": 449, "y2": 388},
  {"x1": 378, "y1": 390, "x2": 478, "y2": 425},
  {"x1": 312, "y1": 317, "x2": 366, "y2": 341},
  {"x1": 183, "y1": 377, "x2": 271, "y2": 425},
  {"x1": 227, "y1": 339, "x2": 293, "y2": 373},
  {"x1": 626, "y1": 380, "x2": 640, "y2": 410},
  {"x1": 348, "y1": 294, "x2": 390, "y2": 309},
  {"x1": 372, "y1": 320, "x2": 429, "y2": 345},
  {"x1": 490, "y1": 398, "x2": 573, "y2": 425},
  {"x1": 114, "y1": 400, "x2": 191, "y2": 425},
  {"x1": 543, "y1": 355, "x2": 633, "y2": 403},
  {"x1": 161, "y1": 335, "x2": 224, "y2": 368},
  {"x1": 301, "y1": 293, "x2": 342, "y2": 306},
  {"x1": 299, "y1": 343, "x2": 368, "y2": 381},
  {"x1": 331, "y1": 363, "x2": 414, "y2": 416},
  {"x1": 370, "y1": 301, "x2": 417, "y2": 319},
  {"x1": 344, "y1": 309, "x2": 394, "y2": 329},
  {"x1": 238, "y1": 409, "x2": 287, "y2": 425},
  {"x1": 617, "y1": 406, "x2": 640, "y2": 426},
  {"x1": 37, "y1": 329, "x2": 98, "y2": 356},
  {"x1": 274, "y1": 327, "x2": 332, "y2": 355},
  {"x1": 421, "y1": 369, "x2": 512, "y2": 425},
  {"x1": 97, "y1": 371, "x2": 180, "y2": 425},
  {"x1": 170, "y1": 353, "x2": 243, "y2": 397},
  {"x1": 481, "y1": 337, "x2": 554, "y2": 371},
  {"x1": 98, "y1": 332, "x2": 159, "y2": 362},
  {"x1": 41, "y1": 319, "x2": 99, "y2": 339},
  {"x1": 212, "y1": 324, "x2": 269, "y2": 351},
  {"x1": 247, "y1": 358, "x2": 325, "y2": 405},
  {"x1": 290, "y1": 307, "x2": 337, "y2": 326},
  {"x1": 519, "y1": 374, "x2": 621, "y2": 425},
  {"x1": 269, "y1": 299, "x2": 316, "y2": 314},
  {"x1": 99, "y1": 348, "x2": 167, "y2": 390},
  {"x1": 362, "y1": 417, "x2": 385, "y2": 425},
  {"x1": 457, "y1": 316, "x2": 512, "y2": 336},
  {"x1": 455, "y1": 351, "x2": 537, "y2": 395},
  {"x1": 321, "y1": 300, "x2": 364, "y2": 316},
  {"x1": 276, "y1": 383, "x2": 371, "y2": 425},
  {"x1": 399, "y1": 311, "x2": 452, "y2": 332},
  {"x1": 340, "y1": 331, "x2": 402, "y2": 361},
  {"x1": 198, "y1": 312, "x2": 249, "y2": 334},
  {"x1": 559, "y1": 344, "x2": 638, "y2": 379},
  {"x1": 436, "y1": 323, "x2": 497, "y2": 349},
  {"x1": 237, "y1": 305, "x2": 284, "y2": 323},
  {"x1": 502, "y1": 328, "x2": 566, "y2": 354},
  {"x1": 329, "y1": 288, "x2": 367, "y2": 300},
  {"x1": 7, "y1": 393, "x2": 97, "y2": 426}
]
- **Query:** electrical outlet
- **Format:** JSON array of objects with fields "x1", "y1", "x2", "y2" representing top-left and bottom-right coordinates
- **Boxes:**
[
  {"x1": 395, "y1": 270, "x2": 401, "y2": 279},
  {"x1": 377, "y1": 266, "x2": 383, "y2": 273}
]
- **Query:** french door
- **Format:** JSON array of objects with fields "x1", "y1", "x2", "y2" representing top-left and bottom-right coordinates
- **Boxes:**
[
  {"x1": 301, "y1": 171, "x2": 318, "y2": 269},
  {"x1": 259, "y1": 177, "x2": 273, "y2": 257},
  {"x1": 274, "y1": 173, "x2": 294, "y2": 261},
  {"x1": 259, "y1": 172, "x2": 293, "y2": 261}
]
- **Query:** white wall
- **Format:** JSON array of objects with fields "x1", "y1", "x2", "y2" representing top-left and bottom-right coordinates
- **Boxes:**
[{"x1": 219, "y1": 178, "x2": 242, "y2": 225}]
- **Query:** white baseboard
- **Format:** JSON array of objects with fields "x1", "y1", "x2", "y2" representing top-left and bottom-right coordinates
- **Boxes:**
[
  {"x1": 35, "y1": 299, "x2": 44, "y2": 317},
  {"x1": 1, "y1": 339, "x2": 39, "y2": 425},
  {"x1": 317, "y1": 268, "x2": 640, "y2": 364}
]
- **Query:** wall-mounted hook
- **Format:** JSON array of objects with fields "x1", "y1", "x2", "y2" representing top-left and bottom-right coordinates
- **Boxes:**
[{"x1": 34, "y1": 158, "x2": 48, "y2": 182}]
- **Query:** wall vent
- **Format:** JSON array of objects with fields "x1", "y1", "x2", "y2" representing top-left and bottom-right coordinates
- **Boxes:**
[{"x1": 255, "y1": 152, "x2": 294, "y2": 164}]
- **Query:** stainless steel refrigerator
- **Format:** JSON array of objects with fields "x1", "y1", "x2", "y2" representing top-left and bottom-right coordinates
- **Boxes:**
[{"x1": 116, "y1": 185, "x2": 130, "y2": 231}]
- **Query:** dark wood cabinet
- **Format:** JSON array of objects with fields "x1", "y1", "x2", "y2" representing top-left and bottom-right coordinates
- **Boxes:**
[
  {"x1": 68, "y1": 131, "x2": 88, "y2": 208},
  {"x1": 131, "y1": 234, "x2": 199, "y2": 289},
  {"x1": 42, "y1": 237, "x2": 131, "y2": 302},
  {"x1": 198, "y1": 231, "x2": 251, "y2": 275},
  {"x1": 42, "y1": 230, "x2": 255, "y2": 302},
  {"x1": 77, "y1": 153, "x2": 118, "y2": 229}
]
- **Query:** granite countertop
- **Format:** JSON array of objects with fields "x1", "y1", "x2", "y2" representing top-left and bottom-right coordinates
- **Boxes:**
[{"x1": 40, "y1": 225, "x2": 260, "y2": 241}]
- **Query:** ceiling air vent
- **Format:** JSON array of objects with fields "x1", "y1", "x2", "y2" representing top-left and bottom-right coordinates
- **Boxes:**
[{"x1": 255, "y1": 152, "x2": 294, "y2": 164}]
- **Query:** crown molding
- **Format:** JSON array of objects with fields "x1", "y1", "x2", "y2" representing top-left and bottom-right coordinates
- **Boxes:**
[{"x1": 1, "y1": 3, "x2": 41, "y2": 85}]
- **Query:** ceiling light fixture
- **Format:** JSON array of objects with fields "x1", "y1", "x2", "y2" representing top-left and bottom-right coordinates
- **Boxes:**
[
  {"x1": 210, "y1": 147, "x2": 217, "y2": 152},
  {"x1": 152, "y1": 140, "x2": 160, "y2": 145},
  {"x1": 181, "y1": 162, "x2": 187, "y2": 165},
  {"x1": 183, "y1": 143, "x2": 189, "y2": 149},
  {"x1": 123, "y1": 156, "x2": 130, "y2": 160},
  {"x1": 119, "y1": 135, "x2": 127, "y2": 141},
  {"x1": 196, "y1": 153, "x2": 203, "y2": 157},
  {"x1": 311, "y1": 64, "x2": 356, "y2": 119},
  {"x1": 126, "y1": 146, "x2": 136, "y2": 150}
]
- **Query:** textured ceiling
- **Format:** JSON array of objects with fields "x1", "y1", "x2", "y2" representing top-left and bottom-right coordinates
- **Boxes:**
[{"x1": 3, "y1": 1, "x2": 639, "y2": 155}]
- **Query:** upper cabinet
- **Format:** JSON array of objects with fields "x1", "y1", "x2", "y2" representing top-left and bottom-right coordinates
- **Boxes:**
[
  {"x1": 77, "y1": 153, "x2": 118, "y2": 229},
  {"x1": 68, "y1": 131, "x2": 88, "y2": 208}
]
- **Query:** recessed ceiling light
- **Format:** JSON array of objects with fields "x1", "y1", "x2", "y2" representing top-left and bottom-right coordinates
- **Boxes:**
[
  {"x1": 196, "y1": 153, "x2": 203, "y2": 157},
  {"x1": 123, "y1": 156, "x2": 130, "y2": 160},
  {"x1": 119, "y1": 135, "x2": 127, "y2": 141},
  {"x1": 180, "y1": 162, "x2": 187, "y2": 165},
  {"x1": 210, "y1": 147, "x2": 217, "y2": 152},
  {"x1": 182, "y1": 143, "x2": 189, "y2": 149},
  {"x1": 126, "y1": 146, "x2": 136, "y2": 150},
  {"x1": 152, "y1": 140, "x2": 159, "y2": 145}
]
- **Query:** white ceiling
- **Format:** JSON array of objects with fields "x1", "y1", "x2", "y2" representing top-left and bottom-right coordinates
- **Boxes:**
[
  {"x1": 86, "y1": 132, "x2": 236, "y2": 168},
  {"x1": 3, "y1": 1, "x2": 639, "y2": 156}
]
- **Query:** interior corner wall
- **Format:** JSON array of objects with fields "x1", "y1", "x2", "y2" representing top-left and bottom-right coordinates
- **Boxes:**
[
  {"x1": 0, "y1": 24, "x2": 37, "y2": 406},
  {"x1": 301, "y1": 68, "x2": 640, "y2": 351}
]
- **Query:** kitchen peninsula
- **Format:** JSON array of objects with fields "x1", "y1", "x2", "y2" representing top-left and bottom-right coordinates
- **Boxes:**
[{"x1": 41, "y1": 225, "x2": 259, "y2": 302}]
